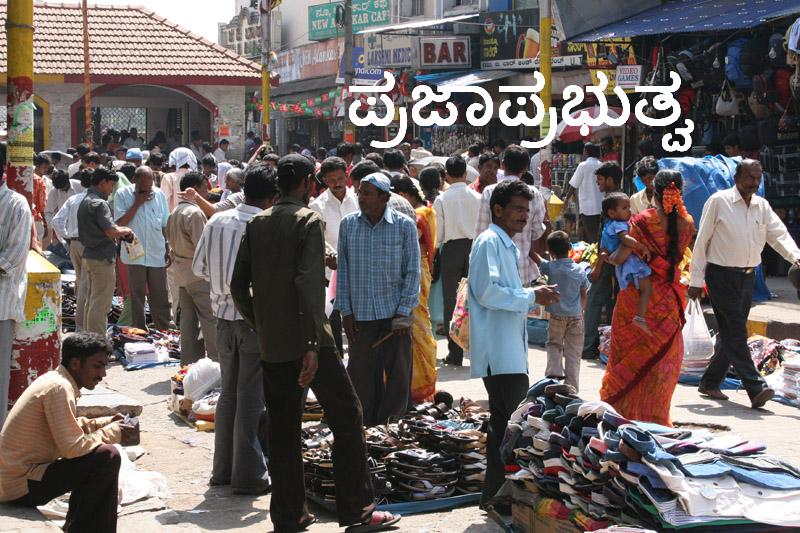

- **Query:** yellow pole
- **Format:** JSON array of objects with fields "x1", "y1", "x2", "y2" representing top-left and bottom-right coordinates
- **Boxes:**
[
  {"x1": 6, "y1": 0, "x2": 35, "y2": 206},
  {"x1": 540, "y1": 0, "x2": 552, "y2": 110},
  {"x1": 82, "y1": 0, "x2": 92, "y2": 146}
]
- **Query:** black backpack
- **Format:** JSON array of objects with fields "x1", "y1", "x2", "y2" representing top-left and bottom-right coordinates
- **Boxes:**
[{"x1": 740, "y1": 35, "x2": 768, "y2": 78}]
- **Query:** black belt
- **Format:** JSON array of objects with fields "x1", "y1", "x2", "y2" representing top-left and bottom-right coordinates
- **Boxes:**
[{"x1": 709, "y1": 263, "x2": 755, "y2": 275}]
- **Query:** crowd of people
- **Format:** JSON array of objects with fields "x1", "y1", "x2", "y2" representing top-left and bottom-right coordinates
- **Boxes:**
[{"x1": 1, "y1": 128, "x2": 800, "y2": 531}]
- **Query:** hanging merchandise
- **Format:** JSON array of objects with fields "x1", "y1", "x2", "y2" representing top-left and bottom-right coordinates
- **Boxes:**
[{"x1": 715, "y1": 80, "x2": 741, "y2": 116}]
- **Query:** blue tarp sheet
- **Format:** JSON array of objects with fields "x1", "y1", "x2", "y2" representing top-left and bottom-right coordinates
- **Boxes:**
[{"x1": 572, "y1": 0, "x2": 800, "y2": 41}]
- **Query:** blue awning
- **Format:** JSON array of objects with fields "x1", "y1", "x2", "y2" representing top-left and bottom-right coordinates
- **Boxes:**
[
  {"x1": 415, "y1": 70, "x2": 515, "y2": 87},
  {"x1": 571, "y1": 0, "x2": 800, "y2": 42}
]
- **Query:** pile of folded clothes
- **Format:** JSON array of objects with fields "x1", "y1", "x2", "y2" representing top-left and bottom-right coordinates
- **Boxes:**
[
  {"x1": 109, "y1": 325, "x2": 181, "y2": 362},
  {"x1": 123, "y1": 342, "x2": 160, "y2": 364},
  {"x1": 504, "y1": 378, "x2": 800, "y2": 531},
  {"x1": 61, "y1": 279, "x2": 77, "y2": 332},
  {"x1": 302, "y1": 397, "x2": 489, "y2": 505}
]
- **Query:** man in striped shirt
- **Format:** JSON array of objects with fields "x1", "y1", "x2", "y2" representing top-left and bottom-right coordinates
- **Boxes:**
[
  {"x1": 0, "y1": 142, "x2": 34, "y2": 427},
  {"x1": 192, "y1": 164, "x2": 277, "y2": 494}
]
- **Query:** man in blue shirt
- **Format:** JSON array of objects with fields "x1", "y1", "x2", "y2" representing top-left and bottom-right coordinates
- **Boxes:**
[
  {"x1": 468, "y1": 180, "x2": 559, "y2": 511},
  {"x1": 114, "y1": 166, "x2": 172, "y2": 330},
  {"x1": 335, "y1": 173, "x2": 420, "y2": 426}
]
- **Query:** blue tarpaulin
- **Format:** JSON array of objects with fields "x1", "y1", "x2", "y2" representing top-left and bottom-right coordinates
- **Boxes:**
[
  {"x1": 572, "y1": 0, "x2": 800, "y2": 41},
  {"x1": 656, "y1": 155, "x2": 771, "y2": 302}
]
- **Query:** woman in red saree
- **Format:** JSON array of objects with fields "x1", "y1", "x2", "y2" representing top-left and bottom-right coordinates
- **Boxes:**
[{"x1": 600, "y1": 170, "x2": 695, "y2": 426}]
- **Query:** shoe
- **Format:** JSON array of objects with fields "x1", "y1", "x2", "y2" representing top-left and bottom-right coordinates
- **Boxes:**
[
  {"x1": 698, "y1": 385, "x2": 729, "y2": 401},
  {"x1": 581, "y1": 352, "x2": 599, "y2": 360},
  {"x1": 442, "y1": 357, "x2": 462, "y2": 367},
  {"x1": 750, "y1": 388, "x2": 775, "y2": 409}
]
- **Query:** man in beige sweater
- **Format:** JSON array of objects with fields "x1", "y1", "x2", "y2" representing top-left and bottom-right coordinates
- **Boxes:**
[{"x1": 0, "y1": 332, "x2": 135, "y2": 532}]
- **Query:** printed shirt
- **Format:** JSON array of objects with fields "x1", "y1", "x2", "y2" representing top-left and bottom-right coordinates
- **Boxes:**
[
  {"x1": 192, "y1": 204, "x2": 262, "y2": 321},
  {"x1": 690, "y1": 186, "x2": 800, "y2": 287},
  {"x1": 468, "y1": 224, "x2": 537, "y2": 379},
  {"x1": 540, "y1": 258, "x2": 589, "y2": 318},
  {"x1": 0, "y1": 182, "x2": 34, "y2": 322},
  {"x1": 475, "y1": 175, "x2": 547, "y2": 284},
  {"x1": 335, "y1": 206, "x2": 420, "y2": 321},
  {"x1": 77, "y1": 188, "x2": 116, "y2": 262},
  {"x1": 0, "y1": 366, "x2": 121, "y2": 502},
  {"x1": 568, "y1": 157, "x2": 604, "y2": 216},
  {"x1": 166, "y1": 202, "x2": 208, "y2": 287},
  {"x1": 434, "y1": 182, "x2": 482, "y2": 244},
  {"x1": 114, "y1": 185, "x2": 170, "y2": 267},
  {"x1": 230, "y1": 198, "x2": 336, "y2": 363}
]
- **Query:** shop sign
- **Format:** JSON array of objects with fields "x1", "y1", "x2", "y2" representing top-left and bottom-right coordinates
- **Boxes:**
[
  {"x1": 416, "y1": 37, "x2": 471, "y2": 70},
  {"x1": 308, "y1": 0, "x2": 390, "y2": 41},
  {"x1": 276, "y1": 38, "x2": 343, "y2": 83},
  {"x1": 365, "y1": 34, "x2": 413, "y2": 68},
  {"x1": 590, "y1": 66, "x2": 640, "y2": 95},
  {"x1": 479, "y1": 9, "x2": 581, "y2": 70},
  {"x1": 338, "y1": 46, "x2": 384, "y2": 85},
  {"x1": 616, "y1": 64, "x2": 643, "y2": 89}
]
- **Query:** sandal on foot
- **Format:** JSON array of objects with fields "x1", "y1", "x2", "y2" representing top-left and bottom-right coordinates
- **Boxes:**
[{"x1": 345, "y1": 511, "x2": 401, "y2": 532}]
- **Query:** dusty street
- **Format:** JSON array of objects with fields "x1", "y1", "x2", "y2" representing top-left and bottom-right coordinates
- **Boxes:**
[{"x1": 4, "y1": 312, "x2": 800, "y2": 533}]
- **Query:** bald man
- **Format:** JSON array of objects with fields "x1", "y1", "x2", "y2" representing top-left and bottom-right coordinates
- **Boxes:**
[{"x1": 114, "y1": 166, "x2": 173, "y2": 329}]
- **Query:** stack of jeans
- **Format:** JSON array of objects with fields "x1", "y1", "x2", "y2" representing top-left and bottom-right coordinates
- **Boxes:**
[{"x1": 504, "y1": 378, "x2": 800, "y2": 531}]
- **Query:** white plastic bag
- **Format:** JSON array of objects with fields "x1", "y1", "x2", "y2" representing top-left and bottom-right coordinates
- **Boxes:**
[
  {"x1": 182, "y1": 357, "x2": 221, "y2": 401},
  {"x1": 683, "y1": 300, "x2": 715, "y2": 360}
]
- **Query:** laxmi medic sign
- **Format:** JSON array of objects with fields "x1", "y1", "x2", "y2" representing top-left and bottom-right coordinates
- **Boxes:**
[{"x1": 417, "y1": 37, "x2": 471, "y2": 70}]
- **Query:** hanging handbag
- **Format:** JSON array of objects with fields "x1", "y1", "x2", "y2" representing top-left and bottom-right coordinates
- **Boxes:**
[
  {"x1": 715, "y1": 80, "x2": 741, "y2": 116},
  {"x1": 449, "y1": 277, "x2": 470, "y2": 351}
]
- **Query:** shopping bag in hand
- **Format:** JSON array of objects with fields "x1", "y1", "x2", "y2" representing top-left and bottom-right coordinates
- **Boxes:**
[
  {"x1": 682, "y1": 299, "x2": 714, "y2": 360},
  {"x1": 449, "y1": 277, "x2": 470, "y2": 351}
]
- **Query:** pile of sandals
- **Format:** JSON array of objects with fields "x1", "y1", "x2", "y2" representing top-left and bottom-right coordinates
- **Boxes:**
[{"x1": 302, "y1": 396, "x2": 489, "y2": 504}]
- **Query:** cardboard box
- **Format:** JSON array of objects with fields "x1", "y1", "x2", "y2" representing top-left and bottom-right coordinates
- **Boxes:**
[
  {"x1": 532, "y1": 512, "x2": 581, "y2": 533},
  {"x1": 512, "y1": 503, "x2": 535, "y2": 533}
]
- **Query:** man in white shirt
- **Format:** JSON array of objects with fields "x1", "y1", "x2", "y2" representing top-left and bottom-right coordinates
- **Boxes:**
[
  {"x1": 192, "y1": 164, "x2": 276, "y2": 495},
  {"x1": 123, "y1": 128, "x2": 142, "y2": 149},
  {"x1": 0, "y1": 142, "x2": 34, "y2": 426},
  {"x1": 690, "y1": 160, "x2": 800, "y2": 409},
  {"x1": 630, "y1": 156, "x2": 658, "y2": 215},
  {"x1": 434, "y1": 156, "x2": 481, "y2": 366},
  {"x1": 309, "y1": 157, "x2": 359, "y2": 355},
  {"x1": 45, "y1": 170, "x2": 83, "y2": 245},
  {"x1": 565, "y1": 143, "x2": 603, "y2": 242},
  {"x1": 213, "y1": 139, "x2": 229, "y2": 164},
  {"x1": 52, "y1": 170, "x2": 93, "y2": 331},
  {"x1": 529, "y1": 147, "x2": 542, "y2": 187},
  {"x1": 161, "y1": 147, "x2": 197, "y2": 213},
  {"x1": 475, "y1": 145, "x2": 547, "y2": 286},
  {"x1": 67, "y1": 144, "x2": 90, "y2": 178}
]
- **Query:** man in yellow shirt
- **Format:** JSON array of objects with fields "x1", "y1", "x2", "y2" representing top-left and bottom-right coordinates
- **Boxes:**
[{"x1": 0, "y1": 332, "x2": 135, "y2": 532}]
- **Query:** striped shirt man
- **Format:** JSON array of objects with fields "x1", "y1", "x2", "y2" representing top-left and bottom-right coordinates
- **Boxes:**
[
  {"x1": 192, "y1": 203, "x2": 262, "y2": 320},
  {"x1": 0, "y1": 182, "x2": 34, "y2": 323}
]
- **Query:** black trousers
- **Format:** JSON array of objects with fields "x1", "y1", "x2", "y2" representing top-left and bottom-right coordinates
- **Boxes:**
[
  {"x1": 329, "y1": 309, "x2": 344, "y2": 356},
  {"x1": 700, "y1": 263, "x2": 767, "y2": 399},
  {"x1": 579, "y1": 214, "x2": 602, "y2": 244},
  {"x1": 347, "y1": 319, "x2": 412, "y2": 426},
  {"x1": 441, "y1": 239, "x2": 472, "y2": 364},
  {"x1": 481, "y1": 372, "x2": 529, "y2": 507},
  {"x1": 261, "y1": 348, "x2": 373, "y2": 530},
  {"x1": 11, "y1": 444, "x2": 120, "y2": 533},
  {"x1": 583, "y1": 262, "x2": 617, "y2": 357}
]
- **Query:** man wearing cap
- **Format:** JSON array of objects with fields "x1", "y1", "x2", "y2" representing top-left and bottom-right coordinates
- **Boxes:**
[
  {"x1": 231, "y1": 154, "x2": 401, "y2": 532},
  {"x1": 125, "y1": 148, "x2": 144, "y2": 167},
  {"x1": 336, "y1": 172, "x2": 420, "y2": 426}
]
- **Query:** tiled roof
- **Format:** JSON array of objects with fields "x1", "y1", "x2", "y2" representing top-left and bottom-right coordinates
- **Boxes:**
[{"x1": 0, "y1": 2, "x2": 261, "y2": 80}]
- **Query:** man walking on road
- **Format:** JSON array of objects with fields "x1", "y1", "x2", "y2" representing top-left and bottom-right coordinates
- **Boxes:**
[
  {"x1": 691, "y1": 160, "x2": 800, "y2": 408},
  {"x1": 435, "y1": 155, "x2": 481, "y2": 366},
  {"x1": 565, "y1": 143, "x2": 603, "y2": 243},
  {"x1": 193, "y1": 164, "x2": 276, "y2": 495},
  {"x1": 231, "y1": 154, "x2": 400, "y2": 533}
]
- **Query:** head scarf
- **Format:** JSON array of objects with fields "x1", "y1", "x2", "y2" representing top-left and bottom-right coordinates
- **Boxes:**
[{"x1": 168, "y1": 147, "x2": 197, "y2": 171}]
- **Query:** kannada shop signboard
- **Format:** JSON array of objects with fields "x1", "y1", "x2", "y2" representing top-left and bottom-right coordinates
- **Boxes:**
[
  {"x1": 479, "y1": 9, "x2": 582, "y2": 70},
  {"x1": 308, "y1": 0, "x2": 390, "y2": 41},
  {"x1": 417, "y1": 37, "x2": 471, "y2": 70},
  {"x1": 365, "y1": 34, "x2": 413, "y2": 68}
]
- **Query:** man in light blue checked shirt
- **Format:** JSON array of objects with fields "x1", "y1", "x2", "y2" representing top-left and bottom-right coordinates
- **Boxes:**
[
  {"x1": 335, "y1": 172, "x2": 420, "y2": 426},
  {"x1": 114, "y1": 166, "x2": 171, "y2": 330}
]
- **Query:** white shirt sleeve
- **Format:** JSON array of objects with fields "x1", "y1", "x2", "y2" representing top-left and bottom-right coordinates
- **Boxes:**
[
  {"x1": 689, "y1": 195, "x2": 719, "y2": 288},
  {"x1": 765, "y1": 204, "x2": 800, "y2": 263}
]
